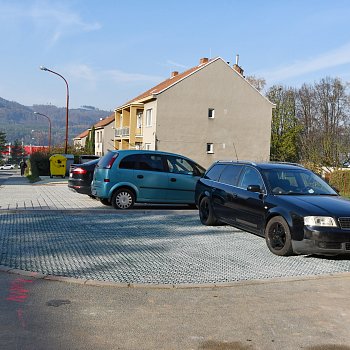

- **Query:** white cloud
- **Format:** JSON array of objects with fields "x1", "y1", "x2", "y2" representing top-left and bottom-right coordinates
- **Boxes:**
[
  {"x1": 166, "y1": 60, "x2": 189, "y2": 70},
  {"x1": 258, "y1": 42, "x2": 350, "y2": 83},
  {"x1": 66, "y1": 64, "x2": 163, "y2": 84},
  {"x1": 0, "y1": 1, "x2": 101, "y2": 45}
]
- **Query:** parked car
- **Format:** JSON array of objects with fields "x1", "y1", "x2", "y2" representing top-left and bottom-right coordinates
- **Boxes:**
[
  {"x1": 0, "y1": 164, "x2": 15, "y2": 170},
  {"x1": 68, "y1": 159, "x2": 99, "y2": 196},
  {"x1": 78, "y1": 154, "x2": 100, "y2": 164},
  {"x1": 91, "y1": 150, "x2": 205, "y2": 209},
  {"x1": 195, "y1": 161, "x2": 350, "y2": 257}
]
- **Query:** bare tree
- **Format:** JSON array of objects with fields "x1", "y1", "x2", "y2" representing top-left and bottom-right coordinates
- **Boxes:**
[
  {"x1": 296, "y1": 77, "x2": 350, "y2": 167},
  {"x1": 246, "y1": 75, "x2": 266, "y2": 92}
]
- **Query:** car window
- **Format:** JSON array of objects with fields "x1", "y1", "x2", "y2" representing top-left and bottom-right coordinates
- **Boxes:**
[
  {"x1": 119, "y1": 154, "x2": 139, "y2": 169},
  {"x1": 166, "y1": 156, "x2": 196, "y2": 175},
  {"x1": 136, "y1": 154, "x2": 165, "y2": 172},
  {"x1": 263, "y1": 169, "x2": 337, "y2": 195},
  {"x1": 218, "y1": 165, "x2": 243, "y2": 186},
  {"x1": 97, "y1": 151, "x2": 118, "y2": 168},
  {"x1": 204, "y1": 164, "x2": 226, "y2": 181},
  {"x1": 238, "y1": 167, "x2": 265, "y2": 190}
]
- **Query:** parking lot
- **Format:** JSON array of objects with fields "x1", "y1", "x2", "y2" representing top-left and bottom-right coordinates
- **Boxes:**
[
  {"x1": 2, "y1": 173, "x2": 350, "y2": 350},
  {"x1": 1, "y1": 173, "x2": 350, "y2": 285}
]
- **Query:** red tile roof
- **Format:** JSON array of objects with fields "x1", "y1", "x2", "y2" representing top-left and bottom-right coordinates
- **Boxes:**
[
  {"x1": 94, "y1": 114, "x2": 114, "y2": 128},
  {"x1": 74, "y1": 129, "x2": 89, "y2": 139}
]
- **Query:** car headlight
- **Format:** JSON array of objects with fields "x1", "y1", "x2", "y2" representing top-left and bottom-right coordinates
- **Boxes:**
[{"x1": 304, "y1": 216, "x2": 337, "y2": 227}]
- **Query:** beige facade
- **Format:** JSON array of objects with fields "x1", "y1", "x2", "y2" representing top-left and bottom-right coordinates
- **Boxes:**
[
  {"x1": 114, "y1": 57, "x2": 274, "y2": 168},
  {"x1": 94, "y1": 116, "x2": 115, "y2": 156},
  {"x1": 73, "y1": 130, "x2": 88, "y2": 150}
]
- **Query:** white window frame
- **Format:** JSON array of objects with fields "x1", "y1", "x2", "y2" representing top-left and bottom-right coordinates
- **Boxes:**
[
  {"x1": 208, "y1": 108, "x2": 215, "y2": 119},
  {"x1": 145, "y1": 143, "x2": 151, "y2": 150},
  {"x1": 145, "y1": 109, "x2": 152, "y2": 127},
  {"x1": 207, "y1": 143, "x2": 214, "y2": 154}
]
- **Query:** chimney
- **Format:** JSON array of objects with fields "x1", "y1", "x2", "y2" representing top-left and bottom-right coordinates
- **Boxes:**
[
  {"x1": 233, "y1": 54, "x2": 244, "y2": 75},
  {"x1": 199, "y1": 57, "x2": 209, "y2": 65},
  {"x1": 171, "y1": 71, "x2": 179, "y2": 78}
]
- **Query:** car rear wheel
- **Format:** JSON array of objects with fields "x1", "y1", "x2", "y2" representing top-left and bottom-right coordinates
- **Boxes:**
[
  {"x1": 112, "y1": 188, "x2": 135, "y2": 210},
  {"x1": 265, "y1": 216, "x2": 293, "y2": 256},
  {"x1": 199, "y1": 197, "x2": 218, "y2": 225}
]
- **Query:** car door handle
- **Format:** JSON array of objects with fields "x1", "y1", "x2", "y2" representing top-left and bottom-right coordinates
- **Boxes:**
[
  {"x1": 227, "y1": 193, "x2": 237, "y2": 201},
  {"x1": 170, "y1": 178, "x2": 176, "y2": 182},
  {"x1": 137, "y1": 175, "x2": 144, "y2": 179}
]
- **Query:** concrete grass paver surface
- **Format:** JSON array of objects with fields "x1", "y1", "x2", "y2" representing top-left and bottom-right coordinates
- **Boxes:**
[{"x1": 1, "y1": 211, "x2": 350, "y2": 285}]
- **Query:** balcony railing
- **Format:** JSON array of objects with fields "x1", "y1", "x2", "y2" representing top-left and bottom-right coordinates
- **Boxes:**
[{"x1": 115, "y1": 127, "x2": 130, "y2": 137}]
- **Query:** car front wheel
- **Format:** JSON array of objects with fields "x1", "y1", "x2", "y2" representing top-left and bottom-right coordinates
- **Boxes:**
[
  {"x1": 112, "y1": 188, "x2": 135, "y2": 210},
  {"x1": 199, "y1": 197, "x2": 218, "y2": 226},
  {"x1": 265, "y1": 216, "x2": 293, "y2": 256}
]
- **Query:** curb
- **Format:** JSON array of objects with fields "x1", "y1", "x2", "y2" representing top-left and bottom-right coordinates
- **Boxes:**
[{"x1": 2, "y1": 264, "x2": 350, "y2": 289}]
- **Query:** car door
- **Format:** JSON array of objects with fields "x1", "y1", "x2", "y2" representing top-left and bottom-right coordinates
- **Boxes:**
[
  {"x1": 165, "y1": 156, "x2": 203, "y2": 203},
  {"x1": 211, "y1": 164, "x2": 244, "y2": 224},
  {"x1": 234, "y1": 166, "x2": 266, "y2": 234},
  {"x1": 132, "y1": 153, "x2": 169, "y2": 201}
]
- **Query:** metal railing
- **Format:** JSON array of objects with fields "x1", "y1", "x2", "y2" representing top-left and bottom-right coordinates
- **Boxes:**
[{"x1": 115, "y1": 127, "x2": 130, "y2": 137}]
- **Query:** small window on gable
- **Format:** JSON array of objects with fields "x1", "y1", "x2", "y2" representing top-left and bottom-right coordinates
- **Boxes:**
[
  {"x1": 208, "y1": 108, "x2": 215, "y2": 119},
  {"x1": 207, "y1": 143, "x2": 214, "y2": 154}
]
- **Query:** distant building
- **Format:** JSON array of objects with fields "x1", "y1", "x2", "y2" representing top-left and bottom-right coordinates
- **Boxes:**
[
  {"x1": 94, "y1": 114, "x2": 115, "y2": 156},
  {"x1": 73, "y1": 129, "x2": 89, "y2": 150},
  {"x1": 73, "y1": 114, "x2": 115, "y2": 156},
  {"x1": 1, "y1": 144, "x2": 48, "y2": 161}
]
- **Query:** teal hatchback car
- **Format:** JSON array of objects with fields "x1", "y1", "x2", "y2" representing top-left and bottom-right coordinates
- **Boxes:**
[{"x1": 91, "y1": 150, "x2": 205, "y2": 209}]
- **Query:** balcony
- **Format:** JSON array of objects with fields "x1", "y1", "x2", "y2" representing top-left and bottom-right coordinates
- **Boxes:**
[{"x1": 115, "y1": 127, "x2": 130, "y2": 137}]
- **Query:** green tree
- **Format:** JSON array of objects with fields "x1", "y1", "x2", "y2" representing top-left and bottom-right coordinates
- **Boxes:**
[
  {"x1": 84, "y1": 126, "x2": 95, "y2": 154},
  {"x1": 266, "y1": 85, "x2": 302, "y2": 162},
  {"x1": 11, "y1": 139, "x2": 26, "y2": 164},
  {"x1": 0, "y1": 130, "x2": 7, "y2": 163}
]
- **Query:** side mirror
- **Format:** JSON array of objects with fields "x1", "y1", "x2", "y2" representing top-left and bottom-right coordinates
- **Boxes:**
[{"x1": 247, "y1": 185, "x2": 262, "y2": 193}]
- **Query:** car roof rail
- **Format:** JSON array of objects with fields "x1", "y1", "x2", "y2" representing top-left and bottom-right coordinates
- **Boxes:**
[
  {"x1": 216, "y1": 160, "x2": 257, "y2": 166},
  {"x1": 269, "y1": 161, "x2": 304, "y2": 168}
]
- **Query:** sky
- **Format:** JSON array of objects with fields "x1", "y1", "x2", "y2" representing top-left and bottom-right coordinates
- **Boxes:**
[{"x1": 1, "y1": 0, "x2": 350, "y2": 111}]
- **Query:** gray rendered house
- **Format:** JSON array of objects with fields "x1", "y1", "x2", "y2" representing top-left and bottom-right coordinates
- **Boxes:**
[{"x1": 114, "y1": 57, "x2": 274, "y2": 168}]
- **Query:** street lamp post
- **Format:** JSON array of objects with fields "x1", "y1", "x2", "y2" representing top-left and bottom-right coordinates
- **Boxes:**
[
  {"x1": 34, "y1": 112, "x2": 52, "y2": 152},
  {"x1": 40, "y1": 66, "x2": 69, "y2": 154}
]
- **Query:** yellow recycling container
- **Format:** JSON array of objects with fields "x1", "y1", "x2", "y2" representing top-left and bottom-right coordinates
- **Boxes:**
[{"x1": 49, "y1": 154, "x2": 67, "y2": 178}]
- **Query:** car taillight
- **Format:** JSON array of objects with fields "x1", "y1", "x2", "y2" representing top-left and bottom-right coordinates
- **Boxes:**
[
  {"x1": 105, "y1": 154, "x2": 119, "y2": 169},
  {"x1": 72, "y1": 167, "x2": 87, "y2": 175}
]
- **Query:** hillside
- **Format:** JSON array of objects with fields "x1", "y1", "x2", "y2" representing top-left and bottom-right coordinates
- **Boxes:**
[{"x1": 0, "y1": 97, "x2": 112, "y2": 146}]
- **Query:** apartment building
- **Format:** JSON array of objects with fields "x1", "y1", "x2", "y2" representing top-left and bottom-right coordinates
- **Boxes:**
[{"x1": 113, "y1": 57, "x2": 274, "y2": 168}]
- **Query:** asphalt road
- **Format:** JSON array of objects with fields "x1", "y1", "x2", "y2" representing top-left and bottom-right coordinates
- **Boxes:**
[{"x1": 2, "y1": 270, "x2": 350, "y2": 350}]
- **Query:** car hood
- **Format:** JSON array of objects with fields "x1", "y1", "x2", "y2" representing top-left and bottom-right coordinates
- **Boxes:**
[{"x1": 277, "y1": 195, "x2": 350, "y2": 217}]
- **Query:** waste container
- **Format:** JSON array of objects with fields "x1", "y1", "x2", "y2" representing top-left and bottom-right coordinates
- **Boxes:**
[
  {"x1": 49, "y1": 154, "x2": 67, "y2": 178},
  {"x1": 62, "y1": 154, "x2": 74, "y2": 176}
]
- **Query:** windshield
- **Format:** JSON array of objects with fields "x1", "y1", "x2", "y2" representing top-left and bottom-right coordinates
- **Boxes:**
[{"x1": 262, "y1": 168, "x2": 338, "y2": 196}]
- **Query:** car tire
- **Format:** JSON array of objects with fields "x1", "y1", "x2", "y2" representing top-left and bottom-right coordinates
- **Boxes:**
[
  {"x1": 100, "y1": 198, "x2": 111, "y2": 206},
  {"x1": 111, "y1": 188, "x2": 135, "y2": 210},
  {"x1": 265, "y1": 216, "x2": 294, "y2": 256},
  {"x1": 199, "y1": 197, "x2": 218, "y2": 226}
]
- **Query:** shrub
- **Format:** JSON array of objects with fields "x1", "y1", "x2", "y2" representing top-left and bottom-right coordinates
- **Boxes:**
[
  {"x1": 328, "y1": 170, "x2": 350, "y2": 196},
  {"x1": 29, "y1": 152, "x2": 50, "y2": 177}
]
